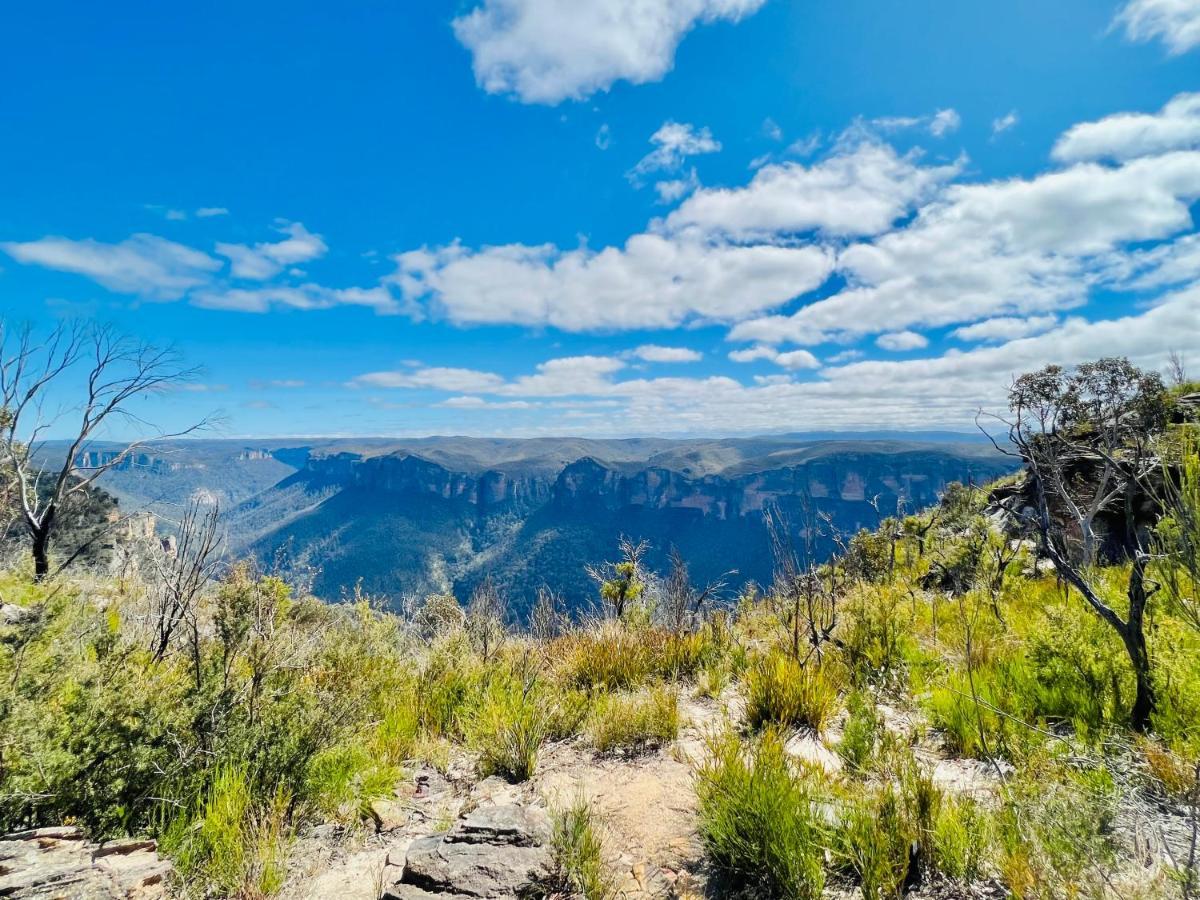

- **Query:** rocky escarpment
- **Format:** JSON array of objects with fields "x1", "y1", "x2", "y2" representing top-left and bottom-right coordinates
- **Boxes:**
[
  {"x1": 300, "y1": 446, "x2": 1014, "y2": 525},
  {"x1": 551, "y1": 451, "x2": 1007, "y2": 519},
  {"x1": 298, "y1": 453, "x2": 551, "y2": 512}
]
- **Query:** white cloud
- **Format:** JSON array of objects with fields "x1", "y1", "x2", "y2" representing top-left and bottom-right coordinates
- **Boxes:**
[
  {"x1": 632, "y1": 344, "x2": 702, "y2": 362},
  {"x1": 871, "y1": 109, "x2": 960, "y2": 137},
  {"x1": 762, "y1": 118, "x2": 783, "y2": 141},
  {"x1": 342, "y1": 287, "x2": 1200, "y2": 433},
  {"x1": 730, "y1": 150, "x2": 1200, "y2": 344},
  {"x1": 390, "y1": 234, "x2": 832, "y2": 331},
  {"x1": 876, "y1": 330, "x2": 928, "y2": 351},
  {"x1": 216, "y1": 221, "x2": 328, "y2": 280},
  {"x1": 595, "y1": 123, "x2": 612, "y2": 150},
  {"x1": 191, "y1": 283, "x2": 400, "y2": 314},
  {"x1": 1, "y1": 233, "x2": 220, "y2": 299},
  {"x1": 728, "y1": 344, "x2": 779, "y2": 363},
  {"x1": 196, "y1": 207, "x2": 230, "y2": 218},
  {"x1": 929, "y1": 108, "x2": 961, "y2": 137},
  {"x1": 354, "y1": 366, "x2": 508, "y2": 392},
  {"x1": 950, "y1": 315, "x2": 1058, "y2": 342},
  {"x1": 664, "y1": 141, "x2": 961, "y2": 240},
  {"x1": 775, "y1": 349, "x2": 822, "y2": 369},
  {"x1": 1052, "y1": 92, "x2": 1200, "y2": 162},
  {"x1": 654, "y1": 169, "x2": 700, "y2": 203},
  {"x1": 1113, "y1": 0, "x2": 1200, "y2": 54},
  {"x1": 629, "y1": 121, "x2": 720, "y2": 183},
  {"x1": 727, "y1": 344, "x2": 819, "y2": 368},
  {"x1": 439, "y1": 396, "x2": 536, "y2": 409},
  {"x1": 991, "y1": 111, "x2": 1019, "y2": 136},
  {"x1": 785, "y1": 132, "x2": 822, "y2": 157},
  {"x1": 451, "y1": 0, "x2": 767, "y2": 104}
]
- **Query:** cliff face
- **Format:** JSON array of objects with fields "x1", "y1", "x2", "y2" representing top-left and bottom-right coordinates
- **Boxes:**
[
  {"x1": 301, "y1": 449, "x2": 1007, "y2": 524},
  {"x1": 301, "y1": 453, "x2": 551, "y2": 510}
]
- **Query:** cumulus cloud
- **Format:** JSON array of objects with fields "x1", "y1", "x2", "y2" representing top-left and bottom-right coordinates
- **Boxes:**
[
  {"x1": 727, "y1": 344, "x2": 820, "y2": 368},
  {"x1": 730, "y1": 149, "x2": 1200, "y2": 344},
  {"x1": 629, "y1": 122, "x2": 721, "y2": 184},
  {"x1": 1053, "y1": 92, "x2": 1200, "y2": 163},
  {"x1": 663, "y1": 141, "x2": 961, "y2": 240},
  {"x1": 1113, "y1": 0, "x2": 1200, "y2": 54},
  {"x1": 390, "y1": 235, "x2": 832, "y2": 331},
  {"x1": 216, "y1": 221, "x2": 328, "y2": 280},
  {"x1": 1, "y1": 233, "x2": 220, "y2": 299},
  {"x1": 631, "y1": 344, "x2": 702, "y2": 362},
  {"x1": 950, "y1": 315, "x2": 1058, "y2": 342},
  {"x1": 654, "y1": 169, "x2": 701, "y2": 203},
  {"x1": 875, "y1": 330, "x2": 928, "y2": 351},
  {"x1": 451, "y1": 0, "x2": 767, "y2": 104}
]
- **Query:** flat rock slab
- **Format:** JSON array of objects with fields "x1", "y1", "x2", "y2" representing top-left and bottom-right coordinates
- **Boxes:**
[
  {"x1": 382, "y1": 804, "x2": 553, "y2": 899},
  {"x1": 0, "y1": 827, "x2": 172, "y2": 899}
]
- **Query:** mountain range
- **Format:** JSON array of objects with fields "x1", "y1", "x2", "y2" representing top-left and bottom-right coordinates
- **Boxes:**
[{"x1": 70, "y1": 434, "x2": 1019, "y2": 614}]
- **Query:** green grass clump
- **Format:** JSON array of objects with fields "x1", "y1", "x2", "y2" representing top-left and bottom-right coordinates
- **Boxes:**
[
  {"x1": 743, "y1": 651, "x2": 841, "y2": 734},
  {"x1": 696, "y1": 729, "x2": 827, "y2": 900},
  {"x1": 586, "y1": 685, "x2": 679, "y2": 755},
  {"x1": 834, "y1": 786, "x2": 914, "y2": 900},
  {"x1": 462, "y1": 668, "x2": 552, "y2": 782},
  {"x1": 303, "y1": 744, "x2": 403, "y2": 824},
  {"x1": 551, "y1": 796, "x2": 613, "y2": 900},
  {"x1": 162, "y1": 764, "x2": 291, "y2": 900},
  {"x1": 838, "y1": 690, "x2": 882, "y2": 771},
  {"x1": 933, "y1": 797, "x2": 991, "y2": 883}
]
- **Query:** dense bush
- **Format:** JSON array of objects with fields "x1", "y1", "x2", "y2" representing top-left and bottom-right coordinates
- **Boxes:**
[
  {"x1": 743, "y1": 650, "x2": 841, "y2": 733},
  {"x1": 696, "y1": 729, "x2": 827, "y2": 900}
]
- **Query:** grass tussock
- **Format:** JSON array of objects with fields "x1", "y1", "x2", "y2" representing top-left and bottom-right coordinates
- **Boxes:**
[
  {"x1": 551, "y1": 796, "x2": 613, "y2": 900},
  {"x1": 586, "y1": 685, "x2": 679, "y2": 755},
  {"x1": 743, "y1": 651, "x2": 842, "y2": 734},
  {"x1": 696, "y1": 729, "x2": 827, "y2": 900}
]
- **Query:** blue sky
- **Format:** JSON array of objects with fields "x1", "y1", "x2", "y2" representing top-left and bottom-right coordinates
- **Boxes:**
[{"x1": 2, "y1": 0, "x2": 1199, "y2": 439}]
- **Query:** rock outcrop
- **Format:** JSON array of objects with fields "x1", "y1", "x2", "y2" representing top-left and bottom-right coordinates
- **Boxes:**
[
  {"x1": 0, "y1": 827, "x2": 171, "y2": 899},
  {"x1": 381, "y1": 804, "x2": 554, "y2": 900}
]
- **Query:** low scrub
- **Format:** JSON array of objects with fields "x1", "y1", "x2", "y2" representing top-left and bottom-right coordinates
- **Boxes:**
[
  {"x1": 551, "y1": 796, "x2": 613, "y2": 900},
  {"x1": 696, "y1": 729, "x2": 827, "y2": 900},
  {"x1": 161, "y1": 765, "x2": 291, "y2": 900},
  {"x1": 586, "y1": 685, "x2": 679, "y2": 755},
  {"x1": 462, "y1": 666, "x2": 553, "y2": 782},
  {"x1": 743, "y1": 651, "x2": 841, "y2": 734}
]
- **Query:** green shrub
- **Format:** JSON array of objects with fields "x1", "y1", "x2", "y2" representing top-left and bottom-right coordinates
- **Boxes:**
[
  {"x1": 586, "y1": 685, "x2": 679, "y2": 755},
  {"x1": 839, "y1": 585, "x2": 915, "y2": 683},
  {"x1": 696, "y1": 729, "x2": 827, "y2": 900},
  {"x1": 162, "y1": 764, "x2": 291, "y2": 900},
  {"x1": 838, "y1": 691, "x2": 882, "y2": 771},
  {"x1": 743, "y1": 651, "x2": 841, "y2": 734},
  {"x1": 932, "y1": 797, "x2": 991, "y2": 882},
  {"x1": 303, "y1": 744, "x2": 402, "y2": 823},
  {"x1": 551, "y1": 796, "x2": 613, "y2": 900},
  {"x1": 834, "y1": 786, "x2": 913, "y2": 900},
  {"x1": 462, "y1": 669, "x2": 551, "y2": 782}
]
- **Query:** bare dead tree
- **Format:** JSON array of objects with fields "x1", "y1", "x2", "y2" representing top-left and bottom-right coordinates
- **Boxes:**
[
  {"x1": 0, "y1": 321, "x2": 211, "y2": 579},
  {"x1": 979, "y1": 358, "x2": 1169, "y2": 731},
  {"x1": 765, "y1": 499, "x2": 841, "y2": 663},
  {"x1": 466, "y1": 576, "x2": 507, "y2": 660},
  {"x1": 660, "y1": 544, "x2": 732, "y2": 634},
  {"x1": 147, "y1": 498, "x2": 224, "y2": 676},
  {"x1": 1167, "y1": 349, "x2": 1189, "y2": 388},
  {"x1": 529, "y1": 584, "x2": 568, "y2": 642}
]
